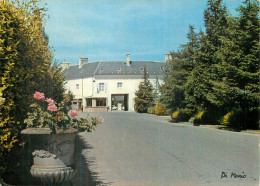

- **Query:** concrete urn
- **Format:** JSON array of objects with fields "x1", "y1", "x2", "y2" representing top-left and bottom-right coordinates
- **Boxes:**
[{"x1": 21, "y1": 128, "x2": 78, "y2": 185}]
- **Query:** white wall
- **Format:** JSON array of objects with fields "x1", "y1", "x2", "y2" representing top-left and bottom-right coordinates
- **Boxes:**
[
  {"x1": 65, "y1": 79, "x2": 83, "y2": 99},
  {"x1": 65, "y1": 75, "x2": 163, "y2": 111}
]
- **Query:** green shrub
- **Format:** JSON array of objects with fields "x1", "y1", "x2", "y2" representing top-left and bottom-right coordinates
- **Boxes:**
[
  {"x1": 147, "y1": 107, "x2": 155, "y2": 114},
  {"x1": 220, "y1": 112, "x2": 233, "y2": 126},
  {"x1": 193, "y1": 111, "x2": 206, "y2": 125},
  {"x1": 171, "y1": 111, "x2": 179, "y2": 122},
  {"x1": 193, "y1": 109, "x2": 221, "y2": 125},
  {"x1": 178, "y1": 109, "x2": 194, "y2": 122},
  {"x1": 189, "y1": 117, "x2": 195, "y2": 123},
  {"x1": 221, "y1": 108, "x2": 259, "y2": 130},
  {"x1": 172, "y1": 109, "x2": 195, "y2": 123},
  {"x1": 0, "y1": 1, "x2": 66, "y2": 184},
  {"x1": 155, "y1": 102, "x2": 167, "y2": 116}
]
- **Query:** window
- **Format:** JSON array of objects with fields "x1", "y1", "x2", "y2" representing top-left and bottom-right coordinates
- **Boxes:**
[
  {"x1": 117, "y1": 82, "x2": 122, "y2": 88},
  {"x1": 100, "y1": 68, "x2": 103, "y2": 71},
  {"x1": 118, "y1": 68, "x2": 121, "y2": 71},
  {"x1": 96, "y1": 98, "x2": 106, "y2": 106},
  {"x1": 76, "y1": 84, "x2": 79, "y2": 89},
  {"x1": 141, "y1": 67, "x2": 144, "y2": 71},
  {"x1": 99, "y1": 83, "x2": 104, "y2": 91},
  {"x1": 86, "y1": 98, "x2": 92, "y2": 107}
]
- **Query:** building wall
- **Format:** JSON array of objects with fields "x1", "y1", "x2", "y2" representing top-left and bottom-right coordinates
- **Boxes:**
[
  {"x1": 65, "y1": 75, "x2": 163, "y2": 112},
  {"x1": 65, "y1": 79, "x2": 83, "y2": 99}
]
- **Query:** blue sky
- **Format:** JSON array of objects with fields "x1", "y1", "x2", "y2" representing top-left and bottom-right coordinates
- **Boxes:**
[{"x1": 42, "y1": 0, "x2": 244, "y2": 65}]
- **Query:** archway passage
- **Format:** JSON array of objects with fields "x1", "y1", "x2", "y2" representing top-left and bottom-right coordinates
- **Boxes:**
[{"x1": 111, "y1": 94, "x2": 128, "y2": 111}]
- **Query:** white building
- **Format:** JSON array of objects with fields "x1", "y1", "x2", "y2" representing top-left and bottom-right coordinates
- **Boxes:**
[{"x1": 62, "y1": 54, "x2": 166, "y2": 112}]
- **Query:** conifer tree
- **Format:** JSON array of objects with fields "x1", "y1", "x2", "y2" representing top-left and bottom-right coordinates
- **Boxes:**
[
  {"x1": 185, "y1": 0, "x2": 230, "y2": 122},
  {"x1": 160, "y1": 25, "x2": 201, "y2": 113},
  {"x1": 203, "y1": 0, "x2": 259, "y2": 128},
  {"x1": 134, "y1": 67, "x2": 154, "y2": 113},
  {"x1": 230, "y1": 0, "x2": 259, "y2": 128}
]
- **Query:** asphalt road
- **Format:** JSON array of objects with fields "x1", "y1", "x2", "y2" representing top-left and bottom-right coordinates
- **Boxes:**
[{"x1": 75, "y1": 112, "x2": 259, "y2": 186}]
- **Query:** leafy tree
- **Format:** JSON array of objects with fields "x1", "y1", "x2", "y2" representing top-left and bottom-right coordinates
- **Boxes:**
[
  {"x1": 185, "y1": 0, "x2": 230, "y2": 121},
  {"x1": 160, "y1": 25, "x2": 202, "y2": 113},
  {"x1": 159, "y1": 0, "x2": 259, "y2": 128},
  {"x1": 160, "y1": 51, "x2": 186, "y2": 112},
  {"x1": 0, "y1": 0, "x2": 66, "y2": 183},
  {"x1": 134, "y1": 67, "x2": 154, "y2": 113},
  {"x1": 226, "y1": 0, "x2": 260, "y2": 128},
  {"x1": 185, "y1": 0, "x2": 259, "y2": 127},
  {"x1": 45, "y1": 62, "x2": 66, "y2": 104}
]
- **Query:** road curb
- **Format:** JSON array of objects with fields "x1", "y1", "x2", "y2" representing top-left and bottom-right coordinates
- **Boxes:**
[{"x1": 167, "y1": 120, "x2": 260, "y2": 136}]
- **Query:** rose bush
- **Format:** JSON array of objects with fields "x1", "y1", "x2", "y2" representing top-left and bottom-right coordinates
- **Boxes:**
[{"x1": 24, "y1": 91, "x2": 104, "y2": 133}]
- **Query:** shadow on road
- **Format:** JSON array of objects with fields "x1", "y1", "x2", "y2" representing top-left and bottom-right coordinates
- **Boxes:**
[{"x1": 72, "y1": 134, "x2": 113, "y2": 186}]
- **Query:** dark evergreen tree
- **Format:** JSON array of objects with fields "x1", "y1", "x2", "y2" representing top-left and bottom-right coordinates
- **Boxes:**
[
  {"x1": 134, "y1": 67, "x2": 154, "y2": 113},
  {"x1": 230, "y1": 0, "x2": 259, "y2": 129},
  {"x1": 158, "y1": 0, "x2": 259, "y2": 128},
  {"x1": 185, "y1": 0, "x2": 230, "y2": 123},
  {"x1": 160, "y1": 25, "x2": 202, "y2": 113},
  {"x1": 205, "y1": 0, "x2": 259, "y2": 128}
]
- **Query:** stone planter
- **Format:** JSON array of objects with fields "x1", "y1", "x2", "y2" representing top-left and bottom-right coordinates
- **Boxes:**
[{"x1": 21, "y1": 128, "x2": 78, "y2": 185}]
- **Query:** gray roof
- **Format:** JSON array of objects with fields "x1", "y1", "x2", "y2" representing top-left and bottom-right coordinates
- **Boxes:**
[{"x1": 63, "y1": 61, "x2": 164, "y2": 80}]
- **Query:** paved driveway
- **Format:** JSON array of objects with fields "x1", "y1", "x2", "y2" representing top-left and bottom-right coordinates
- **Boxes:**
[{"x1": 73, "y1": 112, "x2": 259, "y2": 186}]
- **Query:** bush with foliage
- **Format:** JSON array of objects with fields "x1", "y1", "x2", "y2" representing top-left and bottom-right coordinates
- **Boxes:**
[
  {"x1": 171, "y1": 109, "x2": 194, "y2": 123},
  {"x1": 147, "y1": 107, "x2": 155, "y2": 114},
  {"x1": 0, "y1": 91, "x2": 5, "y2": 109},
  {"x1": 63, "y1": 90, "x2": 74, "y2": 111},
  {"x1": 0, "y1": 0, "x2": 70, "y2": 184},
  {"x1": 24, "y1": 91, "x2": 103, "y2": 133},
  {"x1": 220, "y1": 112, "x2": 233, "y2": 126},
  {"x1": 161, "y1": 0, "x2": 259, "y2": 129},
  {"x1": 155, "y1": 102, "x2": 167, "y2": 116},
  {"x1": 220, "y1": 108, "x2": 259, "y2": 130},
  {"x1": 171, "y1": 111, "x2": 179, "y2": 122},
  {"x1": 193, "y1": 111, "x2": 205, "y2": 125},
  {"x1": 179, "y1": 109, "x2": 194, "y2": 122}
]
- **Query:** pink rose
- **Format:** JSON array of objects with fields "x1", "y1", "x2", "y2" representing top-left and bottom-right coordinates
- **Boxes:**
[
  {"x1": 99, "y1": 117, "x2": 104, "y2": 123},
  {"x1": 34, "y1": 91, "x2": 45, "y2": 100},
  {"x1": 69, "y1": 110, "x2": 78, "y2": 117},
  {"x1": 48, "y1": 105, "x2": 57, "y2": 112},
  {"x1": 45, "y1": 98, "x2": 55, "y2": 106}
]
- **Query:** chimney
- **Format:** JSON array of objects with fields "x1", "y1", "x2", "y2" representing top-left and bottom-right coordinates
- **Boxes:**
[
  {"x1": 60, "y1": 61, "x2": 70, "y2": 71},
  {"x1": 165, "y1": 53, "x2": 172, "y2": 62},
  {"x1": 126, "y1": 53, "x2": 131, "y2": 66},
  {"x1": 79, "y1": 57, "x2": 88, "y2": 68}
]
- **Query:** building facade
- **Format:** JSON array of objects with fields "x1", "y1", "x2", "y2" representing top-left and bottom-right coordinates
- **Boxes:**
[{"x1": 62, "y1": 54, "x2": 165, "y2": 112}]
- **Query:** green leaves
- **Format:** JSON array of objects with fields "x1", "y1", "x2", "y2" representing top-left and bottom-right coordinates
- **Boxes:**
[
  {"x1": 134, "y1": 67, "x2": 155, "y2": 113},
  {"x1": 161, "y1": 0, "x2": 259, "y2": 128},
  {"x1": 0, "y1": 0, "x2": 65, "y2": 181},
  {"x1": 161, "y1": 25, "x2": 201, "y2": 112}
]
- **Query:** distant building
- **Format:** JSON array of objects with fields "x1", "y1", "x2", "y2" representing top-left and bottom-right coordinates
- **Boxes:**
[{"x1": 62, "y1": 54, "x2": 165, "y2": 112}]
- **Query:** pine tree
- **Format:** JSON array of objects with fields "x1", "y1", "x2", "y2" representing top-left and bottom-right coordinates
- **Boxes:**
[
  {"x1": 134, "y1": 67, "x2": 154, "y2": 113},
  {"x1": 185, "y1": 0, "x2": 230, "y2": 122},
  {"x1": 185, "y1": 0, "x2": 259, "y2": 127},
  {"x1": 232, "y1": 0, "x2": 259, "y2": 128},
  {"x1": 160, "y1": 25, "x2": 201, "y2": 113},
  {"x1": 206, "y1": 0, "x2": 259, "y2": 128}
]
